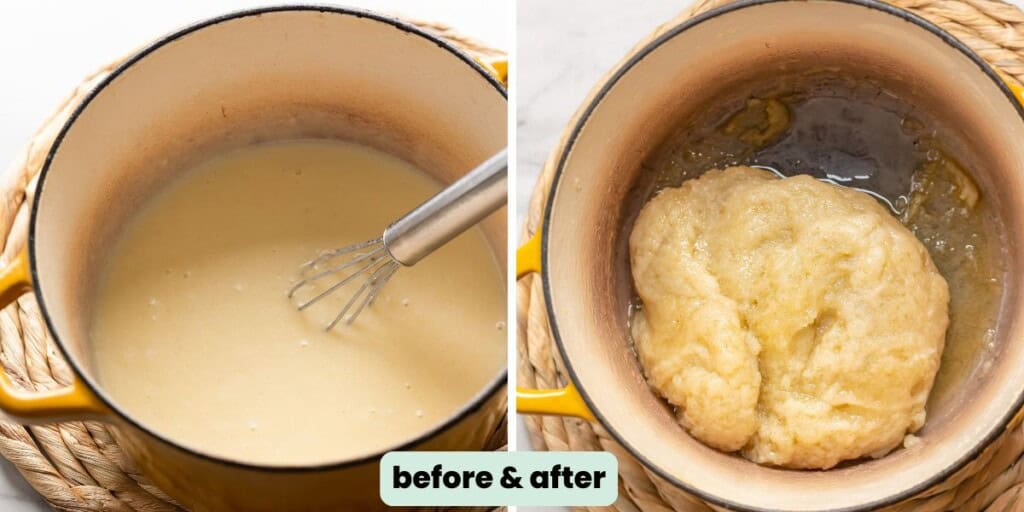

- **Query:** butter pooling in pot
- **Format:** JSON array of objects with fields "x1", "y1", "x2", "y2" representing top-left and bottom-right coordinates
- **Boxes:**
[{"x1": 629, "y1": 166, "x2": 949, "y2": 469}]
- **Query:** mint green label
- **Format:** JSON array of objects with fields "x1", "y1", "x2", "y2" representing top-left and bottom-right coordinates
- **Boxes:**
[{"x1": 380, "y1": 451, "x2": 617, "y2": 506}]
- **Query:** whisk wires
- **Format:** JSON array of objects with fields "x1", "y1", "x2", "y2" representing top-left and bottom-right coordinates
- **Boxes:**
[{"x1": 287, "y1": 237, "x2": 401, "y2": 330}]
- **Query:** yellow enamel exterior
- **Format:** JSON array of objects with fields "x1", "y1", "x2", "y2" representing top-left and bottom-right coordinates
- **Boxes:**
[
  {"x1": 0, "y1": 249, "x2": 107, "y2": 422},
  {"x1": 476, "y1": 56, "x2": 509, "y2": 85},
  {"x1": 517, "y1": 383, "x2": 594, "y2": 421},
  {"x1": 515, "y1": 228, "x2": 543, "y2": 278},
  {"x1": 0, "y1": 372, "x2": 108, "y2": 421},
  {"x1": 515, "y1": 228, "x2": 596, "y2": 421},
  {"x1": 1003, "y1": 75, "x2": 1024, "y2": 106}
]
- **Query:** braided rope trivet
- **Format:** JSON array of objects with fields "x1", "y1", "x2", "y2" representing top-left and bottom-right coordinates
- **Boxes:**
[
  {"x1": 517, "y1": 1, "x2": 1024, "y2": 511},
  {"x1": 0, "y1": 18, "x2": 506, "y2": 512}
]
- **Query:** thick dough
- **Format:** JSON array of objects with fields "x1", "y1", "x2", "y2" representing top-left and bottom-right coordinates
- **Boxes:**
[{"x1": 630, "y1": 166, "x2": 949, "y2": 469}]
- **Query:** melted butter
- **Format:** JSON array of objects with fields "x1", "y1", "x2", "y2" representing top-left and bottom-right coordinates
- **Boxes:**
[
  {"x1": 900, "y1": 152, "x2": 1002, "y2": 406},
  {"x1": 90, "y1": 140, "x2": 506, "y2": 465}
]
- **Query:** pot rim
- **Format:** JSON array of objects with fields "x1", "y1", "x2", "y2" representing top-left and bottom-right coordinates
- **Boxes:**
[
  {"x1": 29, "y1": 4, "x2": 508, "y2": 473},
  {"x1": 539, "y1": 0, "x2": 1024, "y2": 510}
]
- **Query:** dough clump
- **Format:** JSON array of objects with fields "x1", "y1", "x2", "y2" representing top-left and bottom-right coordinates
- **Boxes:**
[{"x1": 630, "y1": 166, "x2": 949, "y2": 469}]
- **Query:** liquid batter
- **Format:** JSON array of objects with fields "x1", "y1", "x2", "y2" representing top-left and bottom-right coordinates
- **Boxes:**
[{"x1": 90, "y1": 140, "x2": 506, "y2": 465}]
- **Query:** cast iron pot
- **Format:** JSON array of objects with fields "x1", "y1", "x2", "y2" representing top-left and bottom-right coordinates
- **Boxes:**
[
  {"x1": 517, "y1": 0, "x2": 1024, "y2": 510},
  {"x1": 0, "y1": 6, "x2": 507, "y2": 511}
]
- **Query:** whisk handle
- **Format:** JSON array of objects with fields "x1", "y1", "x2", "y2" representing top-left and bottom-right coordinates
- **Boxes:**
[{"x1": 383, "y1": 148, "x2": 507, "y2": 266}]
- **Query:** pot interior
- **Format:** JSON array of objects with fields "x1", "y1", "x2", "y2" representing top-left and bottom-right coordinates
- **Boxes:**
[
  {"x1": 544, "y1": 0, "x2": 1024, "y2": 509},
  {"x1": 32, "y1": 8, "x2": 506, "y2": 428}
]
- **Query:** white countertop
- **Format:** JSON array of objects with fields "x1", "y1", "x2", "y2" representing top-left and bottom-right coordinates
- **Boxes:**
[{"x1": 0, "y1": 1, "x2": 505, "y2": 510}]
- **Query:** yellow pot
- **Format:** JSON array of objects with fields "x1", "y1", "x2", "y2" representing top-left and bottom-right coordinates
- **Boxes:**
[
  {"x1": 517, "y1": 0, "x2": 1024, "y2": 510},
  {"x1": 0, "y1": 6, "x2": 506, "y2": 511}
]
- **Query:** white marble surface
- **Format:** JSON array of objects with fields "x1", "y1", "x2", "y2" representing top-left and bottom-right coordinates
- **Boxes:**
[
  {"x1": 514, "y1": 0, "x2": 693, "y2": 227},
  {"x1": 0, "y1": 1, "x2": 505, "y2": 510}
]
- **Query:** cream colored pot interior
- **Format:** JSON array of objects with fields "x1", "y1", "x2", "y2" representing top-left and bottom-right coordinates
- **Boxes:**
[
  {"x1": 33, "y1": 9, "x2": 506, "y2": 393},
  {"x1": 545, "y1": 1, "x2": 1024, "y2": 510}
]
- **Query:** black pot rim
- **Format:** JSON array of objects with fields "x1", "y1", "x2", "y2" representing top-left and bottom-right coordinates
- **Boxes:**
[
  {"x1": 539, "y1": 0, "x2": 1024, "y2": 510},
  {"x1": 29, "y1": 4, "x2": 508, "y2": 474}
]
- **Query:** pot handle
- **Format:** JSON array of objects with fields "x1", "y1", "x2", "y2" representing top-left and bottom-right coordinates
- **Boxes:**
[
  {"x1": 0, "y1": 249, "x2": 107, "y2": 422},
  {"x1": 518, "y1": 382, "x2": 595, "y2": 421},
  {"x1": 1007, "y1": 78, "x2": 1024, "y2": 107},
  {"x1": 515, "y1": 230, "x2": 594, "y2": 421},
  {"x1": 515, "y1": 228, "x2": 542, "y2": 278},
  {"x1": 475, "y1": 56, "x2": 508, "y2": 86}
]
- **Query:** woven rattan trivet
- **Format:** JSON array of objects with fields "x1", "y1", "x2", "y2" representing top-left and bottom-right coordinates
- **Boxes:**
[
  {"x1": 518, "y1": 0, "x2": 1024, "y2": 511},
  {"x1": 0, "y1": 19, "x2": 506, "y2": 512}
]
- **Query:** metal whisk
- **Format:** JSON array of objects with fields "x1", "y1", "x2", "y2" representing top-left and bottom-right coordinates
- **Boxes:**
[{"x1": 288, "y1": 149, "x2": 507, "y2": 330}]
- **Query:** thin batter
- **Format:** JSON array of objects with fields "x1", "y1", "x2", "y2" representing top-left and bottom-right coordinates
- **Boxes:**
[{"x1": 90, "y1": 140, "x2": 505, "y2": 465}]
